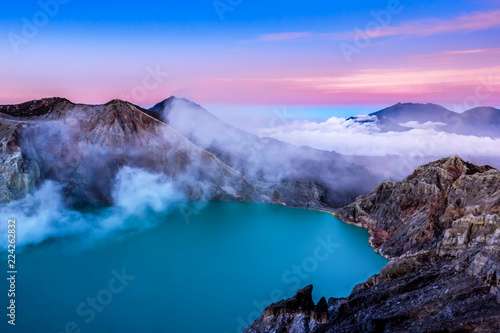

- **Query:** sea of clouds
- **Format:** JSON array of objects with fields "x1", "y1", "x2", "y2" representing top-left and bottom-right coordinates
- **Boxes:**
[{"x1": 258, "y1": 116, "x2": 500, "y2": 158}]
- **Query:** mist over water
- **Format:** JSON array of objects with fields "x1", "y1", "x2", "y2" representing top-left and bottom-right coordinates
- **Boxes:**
[{"x1": 0, "y1": 167, "x2": 186, "y2": 249}]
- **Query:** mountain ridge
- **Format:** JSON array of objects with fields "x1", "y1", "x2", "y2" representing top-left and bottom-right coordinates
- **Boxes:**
[
  {"x1": 369, "y1": 102, "x2": 500, "y2": 137},
  {"x1": 0, "y1": 98, "x2": 268, "y2": 206},
  {"x1": 0, "y1": 97, "x2": 378, "y2": 208}
]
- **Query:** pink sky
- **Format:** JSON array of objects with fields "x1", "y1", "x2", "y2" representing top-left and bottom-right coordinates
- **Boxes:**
[{"x1": 0, "y1": 7, "x2": 499, "y2": 109}]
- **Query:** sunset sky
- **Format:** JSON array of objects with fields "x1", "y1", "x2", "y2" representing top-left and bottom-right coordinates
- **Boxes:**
[{"x1": 1, "y1": 0, "x2": 499, "y2": 111}]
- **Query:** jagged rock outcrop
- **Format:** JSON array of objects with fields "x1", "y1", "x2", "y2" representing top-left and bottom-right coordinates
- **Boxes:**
[
  {"x1": 245, "y1": 286, "x2": 329, "y2": 333},
  {"x1": 245, "y1": 156, "x2": 500, "y2": 333}
]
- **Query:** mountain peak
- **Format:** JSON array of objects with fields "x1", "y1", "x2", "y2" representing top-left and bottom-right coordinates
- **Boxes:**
[
  {"x1": 153, "y1": 96, "x2": 201, "y2": 109},
  {"x1": 462, "y1": 106, "x2": 500, "y2": 117},
  {"x1": 0, "y1": 97, "x2": 73, "y2": 118},
  {"x1": 370, "y1": 102, "x2": 455, "y2": 124},
  {"x1": 158, "y1": 95, "x2": 178, "y2": 104},
  {"x1": 381, "y1": 102, "x2": 449, "y2": 110},
  {"x1": 147, "y1": 96, "x2": 205, "y2": 123},
  {"x1": 410, "y1": 155, "x2": 493, "y2": 181},
  {"x1": 105, "y1": 99, "x2": 132, "y2": 106}
]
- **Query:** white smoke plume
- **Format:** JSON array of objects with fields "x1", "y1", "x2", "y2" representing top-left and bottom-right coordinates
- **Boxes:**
[{"x1": 0, "y1": 167, "x2": 185, "y2": 249}]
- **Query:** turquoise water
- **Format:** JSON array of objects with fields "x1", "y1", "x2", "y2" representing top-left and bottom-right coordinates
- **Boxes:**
[{"x1": 1, "y1": 202, "x2": 388, "y2": 333}]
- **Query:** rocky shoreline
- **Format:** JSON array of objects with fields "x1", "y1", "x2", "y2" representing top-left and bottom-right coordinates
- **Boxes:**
[{"x1": 244, "y1": 156, "x2": 500, "y2": 332}]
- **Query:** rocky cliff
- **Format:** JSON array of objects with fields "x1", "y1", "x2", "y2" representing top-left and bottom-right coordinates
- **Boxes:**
[{"x1": 245, "y1": 156, "x2": 500, "y2": 332}]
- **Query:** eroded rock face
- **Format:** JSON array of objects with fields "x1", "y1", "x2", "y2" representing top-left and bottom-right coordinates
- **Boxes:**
[
  {"x1": 246, "y1": 156, "x2": 500, "y2": 333},
  {"x1": 245, "y1": 286, "x2": 329, "y2": 333},
  {"x1": 338, "y1": 155, "x2": 497, "y2": 258},
  {"x1": 0, "y1": 121, "x2": 40, "y2": 203}
]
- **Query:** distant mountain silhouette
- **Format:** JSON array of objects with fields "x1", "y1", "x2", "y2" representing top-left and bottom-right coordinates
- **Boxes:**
[
  {"x1": 369, "y1": 103, "x2": 500, "y2": 137},
  {"x1": 370, "y1": 103, "x2": 456, "y2": 124},
  {"x1": 459, "y1": 107, "x2": 500, "y2": 137}
]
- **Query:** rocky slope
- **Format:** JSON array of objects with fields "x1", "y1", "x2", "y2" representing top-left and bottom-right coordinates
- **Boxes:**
[{"x1": 245, "y1": 156, "x2": 500, "y2": 332}]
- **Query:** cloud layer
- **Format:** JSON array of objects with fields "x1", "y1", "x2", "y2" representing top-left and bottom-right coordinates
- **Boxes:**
[
  {"x1": 332, "y1": 9, "x2": 500, "y2": 40},
  {"x1": 258, "y1": 116, "x2": 500, "y2": 158}
]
